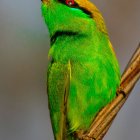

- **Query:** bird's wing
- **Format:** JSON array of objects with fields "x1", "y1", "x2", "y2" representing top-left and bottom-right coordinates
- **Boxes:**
[{"x1": 47, "y1": 61, "x2": 71, "y2": 140}]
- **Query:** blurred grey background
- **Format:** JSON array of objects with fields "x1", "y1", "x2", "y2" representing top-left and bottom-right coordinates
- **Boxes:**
[{"x1": 0, "y1": 0, "x2": 139, "y2": 140}]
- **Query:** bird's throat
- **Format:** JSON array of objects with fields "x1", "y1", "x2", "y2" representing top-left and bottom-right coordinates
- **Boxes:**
[{"x1": 50, "y1": 31, "x2": 79, "y2": 46}]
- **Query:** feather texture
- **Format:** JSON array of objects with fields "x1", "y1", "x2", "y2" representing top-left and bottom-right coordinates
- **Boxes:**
[{"x1": 42, "y1": 0, "x2": 121, "y2": 139}]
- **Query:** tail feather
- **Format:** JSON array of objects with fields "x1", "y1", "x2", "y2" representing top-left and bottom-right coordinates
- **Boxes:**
[{"x1": 67, "y1": 135, "x2": 77, "y2": 140}]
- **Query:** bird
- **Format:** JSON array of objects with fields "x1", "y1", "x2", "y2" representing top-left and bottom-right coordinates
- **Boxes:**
[{"x1": 41, "y1": 0, "x2": 121, "y2": 139}]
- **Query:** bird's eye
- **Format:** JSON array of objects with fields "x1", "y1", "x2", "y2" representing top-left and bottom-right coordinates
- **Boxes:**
[{"x1": 65, "y1": 0, "x2": 75, "y2": 6}]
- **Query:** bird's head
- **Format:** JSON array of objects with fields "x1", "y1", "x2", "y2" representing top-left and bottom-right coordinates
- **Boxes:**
[{"x1": 41, "y1": 0, "x2": 107, "y2": 38}]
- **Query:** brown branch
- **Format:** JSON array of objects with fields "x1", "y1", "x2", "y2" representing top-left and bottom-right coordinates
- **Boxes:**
[{"x1": 76, "y1": 43, "x2": 140, "y2": 140}]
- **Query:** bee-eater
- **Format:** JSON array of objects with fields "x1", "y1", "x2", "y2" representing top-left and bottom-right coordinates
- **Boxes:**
[{"x1": 41, "y1": 0, "x2": 121, "y2": 139}]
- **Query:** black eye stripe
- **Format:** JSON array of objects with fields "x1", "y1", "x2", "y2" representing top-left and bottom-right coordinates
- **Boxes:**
[
  {"x1": 58, "y1": 0, "x2": 92, "y2": 17},
  {"x1": 79, "y1": 7, "x2": 93, "y2": 18},
  {"x1": 58, "y1": 0, "x2": 78, "y2": 7}
]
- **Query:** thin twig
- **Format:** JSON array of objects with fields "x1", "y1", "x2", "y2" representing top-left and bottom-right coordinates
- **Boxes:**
[{"x1": 76, "y1": 44, "x2": 140, "y2": 140}]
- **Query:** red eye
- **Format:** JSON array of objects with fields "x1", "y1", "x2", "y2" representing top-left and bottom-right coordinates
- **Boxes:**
[{"x1": 66, "y1": 0, "x2": 75, "y2": 6}]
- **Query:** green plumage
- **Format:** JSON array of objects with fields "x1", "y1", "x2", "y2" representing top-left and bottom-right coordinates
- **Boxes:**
[{"x1": 41, "y1": 0, "x2": 120, "y2": 139}]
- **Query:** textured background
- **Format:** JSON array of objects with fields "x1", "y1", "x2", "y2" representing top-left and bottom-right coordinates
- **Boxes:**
[{"x1": 0, "y1": 0, "x2": 140, "y2": 140}]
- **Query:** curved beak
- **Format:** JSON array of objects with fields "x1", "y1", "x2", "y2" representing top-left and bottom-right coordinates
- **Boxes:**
[{"x1": 41, "y1": 0, "x2": 49, "y2": 4}]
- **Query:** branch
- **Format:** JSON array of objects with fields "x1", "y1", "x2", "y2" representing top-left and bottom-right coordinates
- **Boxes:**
[{"x1": 76, "y1": 43, "x2": 140, "y2": 140}]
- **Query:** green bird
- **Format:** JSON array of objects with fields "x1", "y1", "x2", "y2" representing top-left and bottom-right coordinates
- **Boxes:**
[{"x1": 41, "y1": 0, "x2": 121, "y2": 139}]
